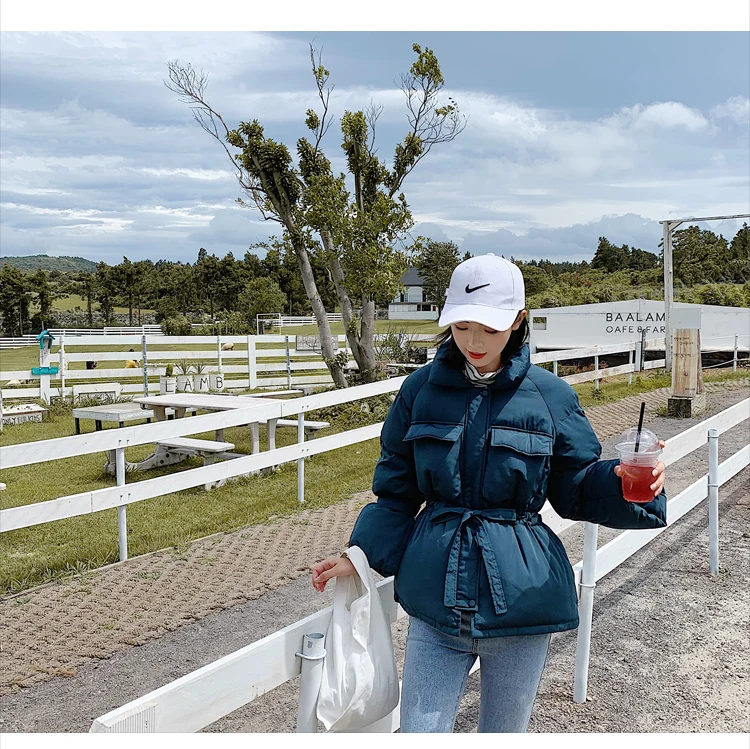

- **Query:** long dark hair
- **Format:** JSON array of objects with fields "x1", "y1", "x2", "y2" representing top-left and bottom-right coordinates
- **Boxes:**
[{"x1": 433, "y1": 314, "x2": 530, "y2": 369}]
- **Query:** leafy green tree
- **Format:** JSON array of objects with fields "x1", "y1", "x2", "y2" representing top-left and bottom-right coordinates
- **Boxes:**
[
  {"x1": 670, "y1": 226, "x2": 730, "y2": 285},
  {"x1": 518, "y1": 264, "x2": 552, "y2": 297},
  {"x1": 0, "y1": 264, "x2": 31, "y2": 335},
  {"x1": 238, "y1": 277, "x2": 288, "y2": 332},
  {"x1": 629, "y1": 246, "x2": 658, "y2": 271},
  {"x1": 727, "y1": 222, "x2": 750, "y2": 282},
  {"x1": 31, "y1": 269, "x2": 54, "y2": 331},
  {"x1": 414, "y1": 240, "x2": 461, "y2": 313},
  {"x1": 74, "y1": 272, "x2": 97, "y2": 326},
  {"x1": 95, "y1": 262, "x2": 117, "y2": 324},
  {"x1": 167, "y1": 42, "x2": 464, "y2": 385},
  {"x1": 591, "y1": 237, "x2": 630, "y2": 273}
]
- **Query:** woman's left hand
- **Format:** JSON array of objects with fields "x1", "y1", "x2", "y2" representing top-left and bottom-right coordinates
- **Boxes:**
[{"x1": 613, "y1": 439, "x2": 667, "y2": 497}]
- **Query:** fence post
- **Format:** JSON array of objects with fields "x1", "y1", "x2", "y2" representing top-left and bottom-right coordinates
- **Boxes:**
[
  {"x1": 708, "y1": 428, "x2": 719, "y2": 575},
  {"x1": 628, "y1": 347, "x2": 634, "y2": 385},
  {"x1": 116, "y1": 446, "x2": 128, "y2": 562},
  {"x1": 247, "y1": 335, "x2": 257, "y2": 390},
  {"x1": 594, "y1": 353, "x2": 600, "y2": 391},
  {"x1": 39, "y1": 339, "x2": 51, "y2": 404},
  {"x1": 59, "y1": 332, "x2": 66, "y2": 399},
  {"x1": 295, "y1": 632, "x2": 326, "y2": 732},
  {"x1": 635, "y1": 329, "x2": 646, "y2": 373},
  {"x1": 141, "y1": 334, "x2": 149, "y2": 397},
  {"x1": 552, "y1": 360, "x2": 558, "y2": 377},
  {"x1": 297, "y1": 412, "x2": 306, "y2": 504},
  {"x1": 573, "y1": 522, "x2": 599, "y2": 703},
  {"x1": 285, "y1": 335, "x2": 292, "y2": 390},
  {"x1": 733, "y1": 334, "x2": 738, "y2": 373},
  {"x1": 216, "y1": 335, "x2": 223, "y2": 374}
]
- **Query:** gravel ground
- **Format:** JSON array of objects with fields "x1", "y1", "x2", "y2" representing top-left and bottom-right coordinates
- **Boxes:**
[{"x1": 0, "y1": 386, "x2": 748, "y2": 733}]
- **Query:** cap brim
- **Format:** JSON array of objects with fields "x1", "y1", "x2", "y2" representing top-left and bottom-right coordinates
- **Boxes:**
[{"x1": 438, "y1": 303, "x2": 520, "y2": 332}]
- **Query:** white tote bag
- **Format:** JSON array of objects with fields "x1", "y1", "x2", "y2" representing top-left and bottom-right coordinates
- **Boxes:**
[{"x1": 316, "y1": 545, "x2": 400, "y2": 732}]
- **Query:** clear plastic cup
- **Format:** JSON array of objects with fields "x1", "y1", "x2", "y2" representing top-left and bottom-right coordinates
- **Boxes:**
[{"x1": 615, "y1": 427, "x2": 662, "y2": 503}]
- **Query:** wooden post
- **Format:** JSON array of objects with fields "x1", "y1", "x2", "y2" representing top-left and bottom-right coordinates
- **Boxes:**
[
  {"x1": 668, "y1": 312, "x2": 706, "y2": 417},
  {"x1": 59, "y1": 332, "x2": 66, "y2": 400},
  {"x1": 594, "y1": 353, "x2": 600, "y2": 391},
  {"x1": 247, "y1": 335, "x2": 257, "y2": 390},
  {"x1": 285, "y1": 336, "x2": 292, "y2": 390},
  {"x1": 141, "y1": 334, "x2": 149, "y2": 397},
  {"x1": 663, "y1": 221, "x2": 678, "y2": 373},
  {"x1": 733, "y1": 334, "x2": 738, "y2": 373},
  {"x1": 39, "y1": 340, "x2": 51, "y2": 404},
  {"x1": 297, "y1": 412, "x2": 305, "y2": 504},
  {"x1": 116, "y1": 446, "x2": 128, "y2": 562},
  {"x1": 628, "y1": 347, "x2": 634, "y2": 385}
]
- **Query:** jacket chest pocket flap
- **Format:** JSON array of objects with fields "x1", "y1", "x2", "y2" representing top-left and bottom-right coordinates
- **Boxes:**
[
  {"x1": 404, "y1": 422, "x2": 463, "y2": 499},
  {"x1": 485, "y1": 427, "x2": 553, "y2": 501}
]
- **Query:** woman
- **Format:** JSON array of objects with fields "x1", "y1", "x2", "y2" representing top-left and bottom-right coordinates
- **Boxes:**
[{"x1": 312, "y1": 254, "x2": 667, "y2": 733}]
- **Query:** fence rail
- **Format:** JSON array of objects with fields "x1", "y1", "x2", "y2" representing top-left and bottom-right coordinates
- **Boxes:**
[
  {"x1": 88, "y1": 397, "x2": 750, "y2": 733},
  {"x1": 2, "y1": 332, "x2": 746, "y2": 403}
]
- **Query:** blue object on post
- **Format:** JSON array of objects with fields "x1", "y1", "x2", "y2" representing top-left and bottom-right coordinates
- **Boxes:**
[{"x1": 36, "y1": 330, "x2": 56, "y2": 351}]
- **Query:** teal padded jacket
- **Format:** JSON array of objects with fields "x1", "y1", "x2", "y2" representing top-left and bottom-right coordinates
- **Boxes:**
[{"x1": 348, "y1": 342, "x2": 667, "y2": 638}]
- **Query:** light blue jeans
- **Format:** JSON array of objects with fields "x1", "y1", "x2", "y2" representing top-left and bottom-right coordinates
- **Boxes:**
[{"x1": 400, "y1": 614, "x2": 551, "y2": 733}]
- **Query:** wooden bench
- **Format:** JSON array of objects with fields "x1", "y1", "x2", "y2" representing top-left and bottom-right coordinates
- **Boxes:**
[
  {"x1": 275, "y1": 419, "x2": 330, "y2": 439},
  {"x1": 155, "y1": 437, "x2": 235, "y2": 490},
  {"x1": 72, "y1": 382, "x2": 122, "y2": 403}
]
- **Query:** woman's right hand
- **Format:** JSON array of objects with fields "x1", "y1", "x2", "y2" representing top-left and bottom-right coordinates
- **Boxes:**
[{"x1": 311, "y1": 555, "x2": 357, "y2": 592}]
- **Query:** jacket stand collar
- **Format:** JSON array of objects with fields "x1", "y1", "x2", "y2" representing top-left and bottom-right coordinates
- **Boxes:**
[{"x1": 428, "y1": 342, "x2": 531, "y2": 391}]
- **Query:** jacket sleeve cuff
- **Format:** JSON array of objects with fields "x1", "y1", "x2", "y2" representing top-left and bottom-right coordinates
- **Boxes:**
[
  {"x1": 348, "y1": 499, "x2": 417, "y2": 578},
  {"x1": 583, "y1": 458, "x2": 668, "y2": 530}
]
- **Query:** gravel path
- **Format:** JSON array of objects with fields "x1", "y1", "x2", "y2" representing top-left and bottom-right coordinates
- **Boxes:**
[{"x1": 0, "y1": 383, "x2": 748, "y2": 732}]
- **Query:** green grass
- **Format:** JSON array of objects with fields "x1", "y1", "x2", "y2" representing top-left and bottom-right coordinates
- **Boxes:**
[
  {"x1": 279, "y1": 320, "x2": 442, "y2": 337},
  {"x1": 0, "y1": 405, "x2": 382, "y2": 594},
  {"x1": 0, "y1": 322, "x2": 440, "y2": 376},
  {"x1": 50, "y1": 294, "x2": 154, "y2": 314},
  {"x1": 572, "y1": 367, "x2": 748, "y2": 408}
]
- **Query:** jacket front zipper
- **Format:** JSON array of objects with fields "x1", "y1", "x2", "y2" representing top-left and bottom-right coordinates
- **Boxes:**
[{"x1": 478, "y1": 388, "x2": 492, "y2": 507}]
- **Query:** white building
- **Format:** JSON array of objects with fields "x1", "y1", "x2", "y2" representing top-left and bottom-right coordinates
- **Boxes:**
[
  {"x1": 528, "y1": 300, "x2": 749, "y2": 353},
  {"x1": 388, "y1": 268, "x2": 439, "y2": 320}
]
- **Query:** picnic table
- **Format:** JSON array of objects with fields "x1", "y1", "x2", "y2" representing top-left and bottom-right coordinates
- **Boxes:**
[
  {"x1": 133, "y1": 393, "x2": 282, "y2": 452},
  {"x1": 72, "y1": 401, "x2": 197, "y2": 434}
]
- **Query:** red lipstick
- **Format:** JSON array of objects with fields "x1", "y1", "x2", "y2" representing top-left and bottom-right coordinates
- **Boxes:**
[{"x1": 468, "y1": 351, "x2": 485, "y2": 359}]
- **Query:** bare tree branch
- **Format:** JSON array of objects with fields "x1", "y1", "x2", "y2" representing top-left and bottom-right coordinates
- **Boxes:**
[
  {"x1": 309, "y1": 44, "x2": 334, "y2": 157},
  {"x1": 165, "y1": 60, "x2": 281, "y2": 222},
  {"x1": 365, "y1": 100, "x2": 384, "y2": 153}
]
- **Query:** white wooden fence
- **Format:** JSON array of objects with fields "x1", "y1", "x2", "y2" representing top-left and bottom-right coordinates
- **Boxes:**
[
  {"x1": 3, "y1": 331, "x2": 746, "y2": 404},
  {"x1": 0, "y1": 334, "x2": 660, "y2": 404},
  {"x1": 87, "y1": 397, "x2": 750, "y2": 733},
  {"x1": 0, "y1": 334, "x2": 355, "y2": 402}
]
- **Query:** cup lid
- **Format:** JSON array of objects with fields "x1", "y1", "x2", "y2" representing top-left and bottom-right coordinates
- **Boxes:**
[{"x1": 616, "y1": 426, "x2": 661, "y2": 453}]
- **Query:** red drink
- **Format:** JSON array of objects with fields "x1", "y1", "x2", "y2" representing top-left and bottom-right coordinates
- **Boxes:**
[{"x1": 619, "y1": 462, "x2": 656, "y2": 503}]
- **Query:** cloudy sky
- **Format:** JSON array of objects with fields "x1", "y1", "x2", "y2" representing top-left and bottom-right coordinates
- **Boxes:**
[{"x1": 1, "y1": 29, "x2": 749, "y2": 264}]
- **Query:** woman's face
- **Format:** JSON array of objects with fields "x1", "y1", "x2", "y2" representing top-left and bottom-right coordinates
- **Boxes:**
[{"x1": 451, "y1": 311, "x2": 526, "y2": 373}]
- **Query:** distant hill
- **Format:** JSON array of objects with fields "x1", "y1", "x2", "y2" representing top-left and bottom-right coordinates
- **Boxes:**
[{"x1": 0, "y1": 254, "x2": 98, "y2": 273}]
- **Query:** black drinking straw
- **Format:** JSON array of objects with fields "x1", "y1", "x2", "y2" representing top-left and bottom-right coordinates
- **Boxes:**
[{"x1": 634, "y1": 401, "x2": 646, "y2": 453}]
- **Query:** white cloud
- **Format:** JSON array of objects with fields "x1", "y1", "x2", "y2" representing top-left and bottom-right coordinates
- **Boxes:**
[
  {"x1": 613, "y1": 101, "x2": 709, "y2": 132},
  {"x1": 0, "y1": 32, "x2": 747, "y2": 263},
  {"x1": 710, "y1": 96, "x2": 750, "y2": 127}
]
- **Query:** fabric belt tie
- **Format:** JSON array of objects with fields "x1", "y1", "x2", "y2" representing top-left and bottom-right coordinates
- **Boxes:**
[{"x1": 430, "y1": 506, "x2": 541, "y2": 616}]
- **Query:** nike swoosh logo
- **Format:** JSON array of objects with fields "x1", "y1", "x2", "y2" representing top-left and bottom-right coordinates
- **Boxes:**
[{"x1": 465, "y1": 283, "x2": 490, "y2": 294}]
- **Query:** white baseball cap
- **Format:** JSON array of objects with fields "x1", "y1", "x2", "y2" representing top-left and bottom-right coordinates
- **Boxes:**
[{"x1": 438, "y1": 254, "x2": 525, "y2": 331}]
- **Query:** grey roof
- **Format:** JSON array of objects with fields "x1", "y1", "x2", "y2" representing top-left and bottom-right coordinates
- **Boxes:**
[{"x1": 399, "y1": 267, "x2": 425, "y2": 286}]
